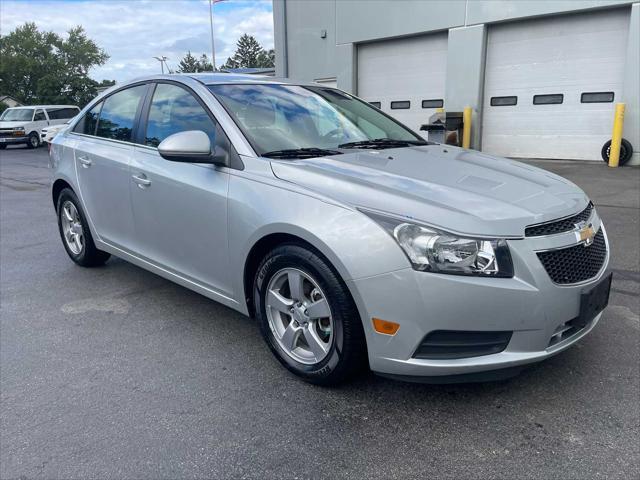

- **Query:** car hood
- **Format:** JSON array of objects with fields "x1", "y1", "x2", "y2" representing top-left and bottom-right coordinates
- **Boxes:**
[
  {"x1": 270, "y1": 145, "x2": 589, "y2": 237},
  {"x1": 0, "y1": 121, "x2": 27, "y2": 128}
]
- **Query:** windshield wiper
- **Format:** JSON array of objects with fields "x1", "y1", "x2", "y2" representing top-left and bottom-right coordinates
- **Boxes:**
[
  {"x1": 338, "y1": 138, "x2": 428, "y2": 150},
  {"x1": 262, "y1": 148, "x2": 343, "y2": 159}
]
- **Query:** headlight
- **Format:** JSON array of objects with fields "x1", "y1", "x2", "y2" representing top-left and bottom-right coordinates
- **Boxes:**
[
  {"x1": 362, "y1": 211, "x2": 514, "y2": 277},
  {"x1": 12, "y1": 127, "x2": 24, "y2": 131}
]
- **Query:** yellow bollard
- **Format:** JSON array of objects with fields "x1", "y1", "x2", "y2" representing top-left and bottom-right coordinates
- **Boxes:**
[
  {"x1": 608, "y1": 103, "x2": 626, "y2": 168},
  {"x1": 462, "y1": 107, "x2": 472, "y2": 149}
]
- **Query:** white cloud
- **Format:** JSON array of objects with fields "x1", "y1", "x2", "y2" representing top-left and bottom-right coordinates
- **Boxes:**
[{"x1": 0, "y1": 0, "x2": 274, "y2": 82}]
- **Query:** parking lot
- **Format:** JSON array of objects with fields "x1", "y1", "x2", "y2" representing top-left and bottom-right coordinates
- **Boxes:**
[{"x1": 1, "y1": 145, "x2": 638, "y2": 479}]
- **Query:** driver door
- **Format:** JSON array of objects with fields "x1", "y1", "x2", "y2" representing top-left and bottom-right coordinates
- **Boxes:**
[{"x1": 130, "y1": 82, "x2": 233, "y2": 298}]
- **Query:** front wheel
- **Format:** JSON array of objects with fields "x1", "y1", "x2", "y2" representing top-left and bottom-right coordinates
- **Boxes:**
[
  {"x1": 27, "y1": 132, "x2": 40, "y2": 149},
  {"x1": 254, "y1": 244, "x2": 367, "y2": 385}
]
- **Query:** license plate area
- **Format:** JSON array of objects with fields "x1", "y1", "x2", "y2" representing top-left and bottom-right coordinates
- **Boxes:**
[{"x1": 576, "y1": 273, "x2": 612, "y2": 328}]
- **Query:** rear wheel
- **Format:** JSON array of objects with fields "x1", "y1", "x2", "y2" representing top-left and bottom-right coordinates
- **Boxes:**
[
  {"x1": 56, "y1": 188, "x2": 110, "y2": 267},
  {"x1": 254, "y1": 244, "x2": 367, "y2": 385},
  {"x1": 0, "y1": 145, "x2": 7, "y2": 150},
  {"x1": 27, "y1": 132, "x2": 40, "y2": 149}
]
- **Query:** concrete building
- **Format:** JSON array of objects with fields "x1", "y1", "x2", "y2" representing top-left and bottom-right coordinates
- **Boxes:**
[{"x1": 273, "y1": 0, "x2": 640, "y2": 164}]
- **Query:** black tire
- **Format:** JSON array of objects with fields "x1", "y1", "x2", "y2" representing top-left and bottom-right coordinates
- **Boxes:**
[
  {"x1": 56, "y1": 188, "x2": 110, "y2": 267},
  {"x1": 0, "y1": 144, "x2": 7, "y2": 150},
  {"x1": 601, "y1": 138, "x2": 633, "y2": 166},
  {"x1": 26, "y1": 132, "x2": 40, "y2": 149},
  {"x1": 254, "y1": 244, "x2": 368, "y2": 385}
]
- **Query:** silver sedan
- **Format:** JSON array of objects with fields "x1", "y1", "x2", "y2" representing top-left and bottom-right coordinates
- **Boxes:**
[{"x1": 50, "y1": 74, "x2": 611, "y2": 384}]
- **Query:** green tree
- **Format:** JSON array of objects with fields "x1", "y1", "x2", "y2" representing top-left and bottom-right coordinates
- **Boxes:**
[
  {"x1": 0, "y1": 22, "x2": 109, "y2": 106},
  {"x1": 177, "y1": 52, "x2": 213, "y2": 73},
  {"x1": 177, "y1": 51, "x2": 199, "y2": 73},
  {"x1": 222, "y1": 34, "x2": 274, "y2": 70}
]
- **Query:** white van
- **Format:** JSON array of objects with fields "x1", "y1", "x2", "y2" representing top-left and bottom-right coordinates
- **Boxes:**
[{"x1": 0, "y1": 105, "x2": 80, "y2": 149}]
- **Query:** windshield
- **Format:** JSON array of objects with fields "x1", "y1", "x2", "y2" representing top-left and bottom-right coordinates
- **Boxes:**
[
  {"x1": 0, "y1": 108, "x2": 34, "y2": 122},
  {"x1": 208, "y1": 84, "x2": 425, "y2": 155}
]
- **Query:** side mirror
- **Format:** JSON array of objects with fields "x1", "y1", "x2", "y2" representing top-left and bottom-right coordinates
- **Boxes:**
[{"x1": 158, "y1": 130, "x2": 217, "y2": 164}]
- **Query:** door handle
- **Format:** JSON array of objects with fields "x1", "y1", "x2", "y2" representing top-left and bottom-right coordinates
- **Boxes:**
[
  {"x1": 132, "y1": 173, "x2": 151, "y2": 188},
  {"x1": 78, "y1": 156, "x2": 92, "y2": 167}
]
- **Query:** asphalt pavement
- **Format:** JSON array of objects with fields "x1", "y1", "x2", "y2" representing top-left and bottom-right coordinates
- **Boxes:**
[{"x1": 1, "y1": 145, "x2": 638, "y2": 479}]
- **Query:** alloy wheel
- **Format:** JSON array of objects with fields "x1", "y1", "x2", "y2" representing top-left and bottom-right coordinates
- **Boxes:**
[
  {"x1": 265, "y1": 268, "x2": 333, "y2": 365},
  {"x1": 60, "y1": 201, "x2": 84, "y2": 255}
]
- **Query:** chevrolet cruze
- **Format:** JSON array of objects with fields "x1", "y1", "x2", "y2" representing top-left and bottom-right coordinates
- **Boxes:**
[{"x1": 50, "y1": 74, "x2": 612, "y2": 385}]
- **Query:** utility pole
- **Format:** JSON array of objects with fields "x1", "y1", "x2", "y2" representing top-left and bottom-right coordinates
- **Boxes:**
[{"x1": 209, "y1": 0, "x2": 226, "y2": 71}]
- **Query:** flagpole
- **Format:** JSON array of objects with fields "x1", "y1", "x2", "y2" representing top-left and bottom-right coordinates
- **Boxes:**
[{"x1": 209, "y1": 0, "x2": 216, "y2": 71}]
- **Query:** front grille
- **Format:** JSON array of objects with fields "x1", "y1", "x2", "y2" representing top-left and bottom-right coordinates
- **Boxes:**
[
  {"x1": 0, "y1": 130, "x2": 16, "y2": 138},
  {"x1": 525, "y1": 202, "x2": 594, "y2": 237},
  {"x1": 537, "y1": 229, "x2": 607, "y2": 284},
  {"x1": 413, "y1": 330, "x2": 512, "y2": 360}
]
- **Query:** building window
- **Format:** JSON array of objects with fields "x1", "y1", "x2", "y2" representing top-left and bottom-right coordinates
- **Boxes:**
[
  {"x1": 422, "y1": 99, "x2": 444, "y2": 109},
  {"x1": 390, "y1": 101, "x2": 410, "y2": 110},
  {"x1": 369, "y1": 101, "x2": 381, "y2": 108},
  {"x1": 490, "y1": 96, "x2": 517, "y2": 106},
  {"x1": 581, "y1": 92, "x2": 614, "y2": 103},
  {"x1": 533, "y1": 94, "x2": 563, "y2": 105}
]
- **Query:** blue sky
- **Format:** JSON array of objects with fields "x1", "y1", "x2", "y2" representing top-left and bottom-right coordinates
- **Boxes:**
[{"x1": 0, "y1": 0, "x2": 274, "y2": 81}]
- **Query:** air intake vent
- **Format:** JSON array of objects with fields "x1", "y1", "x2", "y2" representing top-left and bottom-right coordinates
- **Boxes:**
[{"x1": 413, "y1": 330, "x2": 512, "y2": 360}]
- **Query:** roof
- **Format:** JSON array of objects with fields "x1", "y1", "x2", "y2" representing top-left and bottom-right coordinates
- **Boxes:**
[
  {"x1": 221, "y1": 67, "x2": 275, "y2": 75},
  {"x1": 187, "y1": 72, "x2": 293, "y2": 85},
  {"x1": 4, "y1": 104, "x2": 79, "y2": 109}
]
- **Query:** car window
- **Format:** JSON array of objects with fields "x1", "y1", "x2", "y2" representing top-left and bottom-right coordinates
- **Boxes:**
[
  {"x1": 47, "y1": 107, "x2": 79, "y2": 120},
  {"x1": 34, "y1": 110, "x2": 46, "y2": 121},
  {"x1": 0, "y1": 108, "x2": 35, "y2": 121},
  {"x1": 144, "y1": 83, "x2": 218, "y2": 148},
  {"x1": 96, "y1": 85, "x2": 146, "y2": 142},
  {"x1": 209, "y1": 84, "x2": 421, "y2": 154},
  {"x1": 73, "y1": 102, "x2": 102, "y2": 135}
]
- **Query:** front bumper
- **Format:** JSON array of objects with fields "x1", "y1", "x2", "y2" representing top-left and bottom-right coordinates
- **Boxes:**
[
  {"x1": 0, "y1": 136, "x2": 28, "y2": 145},
  {"x1": 348, "y1": 222, "x2": 610, "y2": 379}
]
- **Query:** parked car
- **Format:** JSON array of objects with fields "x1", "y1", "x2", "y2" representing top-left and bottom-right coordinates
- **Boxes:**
[
  {"x1": 41, "y1": 119, "x2": 75, "y2": 146},
  {"x1": 49, "y1": 74, "x2": 611, "y2": 385},
  {"x1": 0, "y1": 105, "x2": 80, "y2": 149}
]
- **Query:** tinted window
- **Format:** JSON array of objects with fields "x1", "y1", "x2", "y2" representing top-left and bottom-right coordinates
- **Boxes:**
[
  {"x1": 34, "y1": 110, "x2": 46, "y2": 121},
  {"x1": 73, "y1": 102, "x2": 102, "y2": 135},
  {"x1": 581, "y1": 92, "x2": 614, "y2": 103},
  {"x1": 422, "y1": 99, "x2": 444, "y2": 109},
  {"x1": 490, "y1": 96, "x2": 517, "y2": 106},
  {"x1": 96, "y1": 85, "x2": 146, "y2": 141},
  {"x1": 144, "y1": 83, "x2": 217, "y2": 148},
  {"x1": 533, "y1": 94, "x2": 563, "y2": 105},
  {"x1": 47, "y1": 107, "x2": 80, "y2": 120}
]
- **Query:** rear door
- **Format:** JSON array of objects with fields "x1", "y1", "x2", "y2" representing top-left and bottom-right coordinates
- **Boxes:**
[
  {"x1": 130, "y1": 82, "x2": 233, "y2": 297},
  {"x1": 72, "y1": 84, "x2": 148, "y2": 250}
]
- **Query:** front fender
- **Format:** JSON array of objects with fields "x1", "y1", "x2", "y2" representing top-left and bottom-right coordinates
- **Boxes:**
[{"x1": 228, "y1": 173, "x2": 408, "y2": 314}]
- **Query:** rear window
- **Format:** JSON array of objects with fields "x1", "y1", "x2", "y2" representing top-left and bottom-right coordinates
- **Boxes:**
[
  {"x1": 47, "y1": 107, "x2": 80, "y2": 120},
  {"x1": 95, "y1": 85, "x2": 146, "y2": 142}
]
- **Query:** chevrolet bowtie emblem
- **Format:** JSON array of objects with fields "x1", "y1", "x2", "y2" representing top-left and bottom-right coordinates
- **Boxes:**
[{"x1": 576, "y1": 222, "x2": 596, "y2": 246}]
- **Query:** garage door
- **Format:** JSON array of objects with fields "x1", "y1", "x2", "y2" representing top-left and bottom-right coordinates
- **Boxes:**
[
  {"x1": 482, "y1": 8, "x2": 630, "y2": 160},
  {"x1": 357, "y1": 33, "x2": 447, "y2": 135}
]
